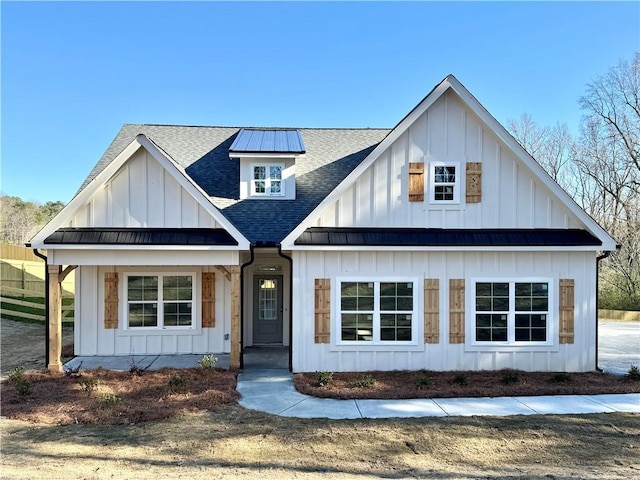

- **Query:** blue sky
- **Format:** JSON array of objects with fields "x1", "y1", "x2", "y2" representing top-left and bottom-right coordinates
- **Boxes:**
[{"x1": 1, "y1": 1, "x2": 638, "y2": 204}]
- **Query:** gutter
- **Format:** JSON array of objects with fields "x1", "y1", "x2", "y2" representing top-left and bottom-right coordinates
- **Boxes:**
[
  {"x1": 277, "y1": 245, "x2": 294, "y2": 372},
  {"x1": 27, "y1": 244, "x2": 49, "y2": 366},
  {"x1": 239, "y1": 245, "x2": 256, "y2": 369}
]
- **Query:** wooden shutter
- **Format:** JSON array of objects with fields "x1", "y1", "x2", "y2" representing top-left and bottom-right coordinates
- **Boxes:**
[
  {"x1": 559, "y1": 279, "x2": 575, "y2": 344},
  {"x1": 314, "y1": 278, "x2": 331, "y2": 343},
  {"x1": 424, "y1": 279, "x2": 440, "y2": 343},
  {"x1": 202, "y1": 272, "x2": 216, "y2": 328},
  {"x1": 465, "y1": 162, "x2": 482, "y2": 203},
  {"x1": 408, "y1": 162, "x2": 425, "y2": 202},
  {"x1": 449, "y1": 279, "x2": 465, "y2": 343},
  {"x1": 104, "y1": 272, "x2": 119, "y2": 329}
]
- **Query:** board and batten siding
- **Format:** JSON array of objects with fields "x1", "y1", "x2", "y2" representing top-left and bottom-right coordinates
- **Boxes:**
[
  {"x1": 67, "y1": 148, "x2": 221, "y2": 229},
  {"x1": 291, "y1": 250, "x2": 597, "y2": 373},
  {"x1": 74, "y1": 265, "x2": 231, "y2": 356},
  {"x1": 316, "y1": 91, "x2": 579, "y2": 231}
]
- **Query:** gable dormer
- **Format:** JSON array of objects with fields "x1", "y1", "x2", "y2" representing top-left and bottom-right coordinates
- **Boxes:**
[{"x1": 229, "y1": 128, "x2": 305, "y2": 200}]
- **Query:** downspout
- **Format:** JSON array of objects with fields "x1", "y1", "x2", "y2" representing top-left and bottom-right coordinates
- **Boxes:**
[
  {"x1": 595, "y1": 249, "x2": 613, "y2": 372},
  {"x1": 277, "y1": 245, "x2": 294, "y2": 372},
  {"x1": 28, "y1": 244, "x2": 49, "y2": 366},
  {"x1": 239, "y1": 244, "x2": 256, "y2": 369}
]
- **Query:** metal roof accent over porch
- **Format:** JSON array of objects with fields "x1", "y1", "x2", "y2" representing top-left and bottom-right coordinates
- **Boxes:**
[
  {"x1": 229, "y1": 129, "x2": 306, "y2": 154},
  {"x1": 294, "y1": 227, "x2": 602, "y2": 247},
  {"x1": 44, "y1": 227, "x2": 238, "y2": 246}
]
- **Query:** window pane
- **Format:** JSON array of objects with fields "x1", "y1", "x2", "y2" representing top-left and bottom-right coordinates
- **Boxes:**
[
  {"x1": 515, "y1": 297, "x2": 532, "y2": 311},
  {"x1": 493, "y1": 328, "x2": 507, "y2": 341},
  {"x1": 476, "y1": 297, "x2": 491, "y2": 311},
  {"x1": 380, "y1": 283, "x2": 396, "y2": 297},
  {"x1": 531, "y1": 283, "x2": 548, "y2": 296},
  {"x1": 381, "y1": 328, "x2": 395, "y2": 341},
  {"x1": 128, "y1": 303, "x2": 157, "y2": 327},
  {"x1": 128, "y1": 276, "x2": 158, "y2": 301},
  {"x1": 515, "y1": 314, "x2": 547, "y2": 342},
  {"x1": 493, "y1": 283, "x2": 509, "y2": 296},
  {"x1": 164, "y1": 303, "x2": 192, "y2": 327},
  {"x1": 380, "y1": 297, "x2": 396, "y2": 310},
  {"x1": 270, "y1": 181, "x2": 281, "y2": 193},
  {"x1": 254, "y1": 166, "x2": 266, "y2": 179},
  {"x1": 476, "y1": 283, "x2": 492, "y2": 296},
  {"x1": 493, "y1": 297, "x2": 509, "y2": 311},
  {"x1": 396, "y1": 297, "x2": 413, "y2": 310},
  {"x1": 380, "y1": 315, "x2": 395, "y2": 327},
  {"x1": 515, "y1": 283, "x2": 531, "y2": 296},
  {"x1": 532, "y1": 297, "x2": 549, "y2": 311},
  {"x1": 163, "y1": 276, "x2": 192, "y2": 301},
  {"x1": 254, "y1": 181, "x2": 265, "y2": 193},
  {"x1": 434, "y1": 185, "x2": 454, "y2": 201},
  {"x1": 269, "y1": 166, "x2": 282, "y2": 179},
  {"x1": 397, "y1": 328, "x2": 412, "y2": 341}
]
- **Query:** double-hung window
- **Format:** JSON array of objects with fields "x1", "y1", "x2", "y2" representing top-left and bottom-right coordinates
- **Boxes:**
[
  {"x1": 339, "y1": 280, "x2": 416, "y2": 344},
  {"x1": 429, "y1": 162, "x2": 460, "y2": 203},
  {"x1": 126, "y1": 274, "x2": 195, "y2": 329},
  {"x1": 252, "y1": 164, "x2": 284, "y2": 196},
  {"x1": 473, "y1": 280, "x2": 551, "y2": 344}
]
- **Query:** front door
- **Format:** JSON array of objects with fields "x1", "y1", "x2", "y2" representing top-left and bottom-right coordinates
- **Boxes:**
[{"x1": 253, "y1": 275, "x2": 283, "y2": 344}]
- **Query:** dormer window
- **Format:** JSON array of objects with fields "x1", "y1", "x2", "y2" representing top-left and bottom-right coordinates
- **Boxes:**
[
  {"x1": 230, "y1": 128, "x2": 305, "y2": 200},
  {"x1": 429, "y1": 162, "x2": 460, "y2": 203},
  {"x1": 252, "y1": 164, "x2": 284, "y2": 196}
]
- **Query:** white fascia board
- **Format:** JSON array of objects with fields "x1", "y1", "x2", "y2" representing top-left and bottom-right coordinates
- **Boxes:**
[
  {"x1": 137, "y1": 135, "x2": 250, "y2": 250},
  {"x1": 286, "y1": 245, "x2": 606, "y2": 252},
  {"x1": 445, "y1": 76, "x2": 618, "y2": 251},
  {"x1": 230, "y1": 152, "x2": 303, "y2": 159},
  {"x1": 281, "y1": 79, "x2": 452, "y2": 249},
  {"x1": 29, "y1": 138, "x2": 145, "y2": 249}
]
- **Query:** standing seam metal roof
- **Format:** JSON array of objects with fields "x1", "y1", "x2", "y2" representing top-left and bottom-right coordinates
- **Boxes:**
[{"x1": 229, "y1": 128, "x2": 306, "y2": 154}]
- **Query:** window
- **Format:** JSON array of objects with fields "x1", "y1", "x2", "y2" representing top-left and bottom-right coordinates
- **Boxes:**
[
  {"x1": 339, "y1": 280, "x2": 416, "y2": 343},
  {"x1": 252, "y1": 164, "x2": 284, "y2": 196},
  {"x1": 474, "y1": 280, "x2": 550, "y2": 344},
  {"x1": 429, "y1": 162, "x2": 460, "y2": 203},
  {"x1": 126, "y1": 274, "x2": 194, "y2": 329}
]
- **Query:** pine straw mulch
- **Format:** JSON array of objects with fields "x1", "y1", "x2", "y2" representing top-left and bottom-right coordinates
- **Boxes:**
[
  {"x1": 294, "y1": 369, "x2": 640, "y2": 400},
  {"x1": 1, "y1": 367, "x2": 238, "y2": 425}
]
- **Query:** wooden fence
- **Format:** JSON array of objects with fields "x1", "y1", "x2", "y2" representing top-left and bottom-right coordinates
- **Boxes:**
[
  {"x1": 1, "y1": 243, "x2": 75, "y2": 323},
  {"x1": 599, "y1": 309, "x2": 640, "y2": 322}
]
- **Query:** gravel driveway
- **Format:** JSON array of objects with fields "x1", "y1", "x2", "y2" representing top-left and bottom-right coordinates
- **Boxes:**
[{"x1": 598, "y1": 320, "x2": 640, "y2": 374}]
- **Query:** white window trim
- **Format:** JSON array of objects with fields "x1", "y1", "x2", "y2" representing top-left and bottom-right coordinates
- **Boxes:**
[
  {"x1": 250, "y1": 162, "x2": 285, "y2": 197},
  {"x1": 121, "y1": 272, "x2": 197, "y2": 332},
  {"x1": 466, "y1": 277, "x2": 557, "y2": 352},
  {"x1": 334, "y1": 277, "x2": 421, "y2": 348},
  {"x1": 429, "y1": 161, "x2": 460, "y2": 204}
]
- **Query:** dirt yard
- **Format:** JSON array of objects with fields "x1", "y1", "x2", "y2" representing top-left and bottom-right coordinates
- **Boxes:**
[{"x1": 2, "y1": 407, "x2": 639, "y2": 479}]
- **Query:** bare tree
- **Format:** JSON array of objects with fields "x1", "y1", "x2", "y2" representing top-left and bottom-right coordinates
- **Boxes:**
[{"x1": 0, "y1": 195, "x2": 65, "y2": 246}]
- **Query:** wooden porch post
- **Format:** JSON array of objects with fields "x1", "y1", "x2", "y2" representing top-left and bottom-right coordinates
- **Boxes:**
[
  {"x1": 47, "y1": 265, "x2": 63, "y2": 372},
  {"x1": 229, "y1": 265, "x2": 241, "y2": 369}
]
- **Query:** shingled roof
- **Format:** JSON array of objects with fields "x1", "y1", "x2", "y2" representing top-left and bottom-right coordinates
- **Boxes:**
[{"x1": 77, "y1": 125, "x2": 390, "y2": 244}]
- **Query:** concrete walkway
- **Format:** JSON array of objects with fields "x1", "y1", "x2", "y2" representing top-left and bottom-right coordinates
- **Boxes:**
[{"x1": 237, "y1": 369, "x2": 640, "y2": 419}]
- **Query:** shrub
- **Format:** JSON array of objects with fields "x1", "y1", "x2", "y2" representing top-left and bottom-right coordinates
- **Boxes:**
[
  {"x1": 198, "y1": 355, "x2": 218, "y2": 369},
  {"x1": 501, "y1": 370, "x2": 520, "y2": 385},
  {"x1": 627, "y1": 365, "x2": 640, "y2": 381},
  {"x1": 63, "y1": 361, "x2": 83, "y2": 378},
  {"x1": 168, "y1": 374, "x2": 187, "y2": 393},
  {"x1": 315, "y1": 371, "x2": 334, "y2": 387},
  {"x1": 97, "y1": 392, "x2": 120, "y2": 408},
  {"x1": 128, "y1": 358, "x2": 149, "y2": 376},
  {"x1": 551, "y1": 372, "x2": 571, "y2": 383},
  {"x1": 453, "y1": 372, "x2": 468, "y2": 386},
  {"x1": 414, "y1": 374, "x2": 433, "y2": 389},
  {"x1": 350, "y1": 374, "x2": 376, "y2": 388},
  {"x1": 79, "y1": 378, "x2": 100, "y2": 393},
  {"x1": 8, "y1": 367, "x2": 31, "y2": 396}
]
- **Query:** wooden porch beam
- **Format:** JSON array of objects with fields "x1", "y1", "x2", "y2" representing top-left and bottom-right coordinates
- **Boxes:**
[
  {"x1": 228, "y1": 265, "x2": 241, "y2": 369},
  {"x1": 213, "y1": 265, "x2": 231, "y2": 282},
  {"x1": 59, "y1": 265, "x2": 77, "y2": 283},
  {"x1": 47, "y1": 265, "x2": 63, "y2": 372}
]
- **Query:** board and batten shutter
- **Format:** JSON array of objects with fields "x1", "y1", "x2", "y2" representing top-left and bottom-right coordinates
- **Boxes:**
[
  {"x1": 314, "y1": 278, "x2": 331, "y2": 343},
  {"x1": 465, "y1": 162, "x2": 482, "y2": 203},
  {"x1": 104, "y1": 272, "x2": 119, "y2": 329},
  {"x1": 408, "y1": 162, "x2": 425, "y2": 202},
  {"x1": 449, "y1": 279, "x2": 465, "y2": 343},
  {"x1": 424, "y1": 279, "x2": 440, "y2": 343},
  {"x1": 559, "y1": 279, "x2": 575, "y2": 344},
  {"x1": 202, "y1": 272, "x2": 216, "y2": 328}
]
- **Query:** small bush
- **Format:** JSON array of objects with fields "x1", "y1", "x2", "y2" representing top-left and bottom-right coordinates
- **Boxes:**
[
  {"x1": 97, "y1": 392, "x2": 120, "y2": 408},
  {"x1": 198, "y1": 355, "x2": 218, "y2": 369},
  {"x1": 168, "y1": 374, "x2": 187, "y2": 393},
  {"x1": 627, "y1": 365, "x2": 640, "y2": 381},
  {"x1": 501, "y1": 370, "x2": 520, "y2": 385},
  {"x1": 453, "y1": 372, "x2": 468, "y2": 386},
  {"x1": 551, "y1": 372, "x2": 571, "y2": 383},
  {"x1": 315, "y1": 371, "x2": 334, "y2": 387},
  {"x1": 128, "y1": 358, "x2": 149, "y2": 376},
  {"x1": 8, "y1": 367, "x2": 31, "y2": 396},
  {"x1": 350, "y1": 374, "x2": 376, "y2": 388},
  {"x1": 414, "y1": 374, "x2": 433, "y2": 389},
  {"x1": 79, "y1": 378, "x2": 100, "y2": 393},
  {"x1": 63, "y1": 361, "x2": 83, "y2": 378}
]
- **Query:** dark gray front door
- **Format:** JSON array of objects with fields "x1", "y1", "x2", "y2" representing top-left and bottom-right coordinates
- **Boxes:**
[{"x1": 253, "y1": 275, "x2": 283, "y2": 344}]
